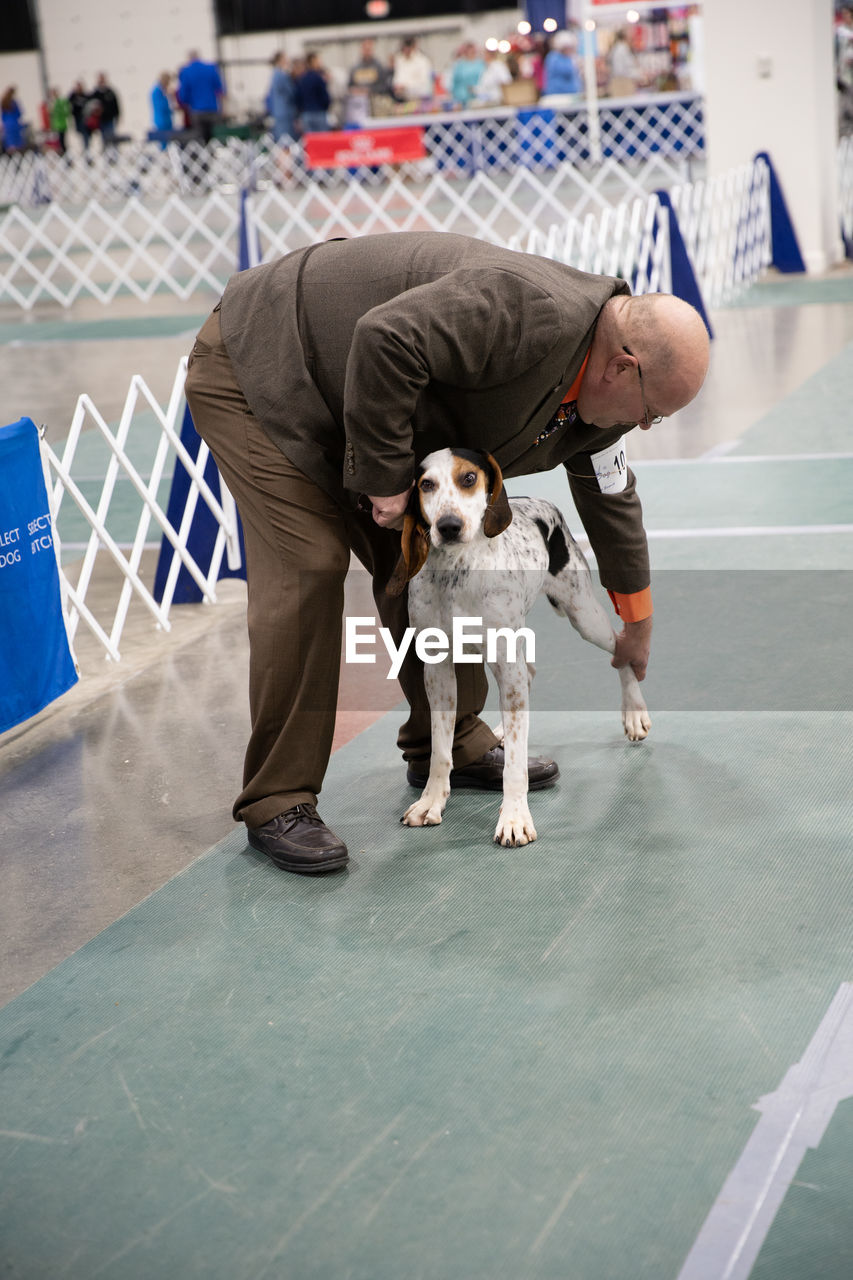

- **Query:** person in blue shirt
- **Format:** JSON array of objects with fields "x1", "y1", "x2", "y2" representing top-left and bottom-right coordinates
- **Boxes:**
[
  {"x1": 449, "y1": 42, "x2": 485, "y2": 108},
  {"x1": 543, "y1": 31, "x2": 583, "y2": 96},
  {"x1": 1, "y1": 87, "x2": 25, "y2": 152},
  {"x1": 150, "y1": 72, "x2": 174, "y2": 142},
  {"x1": 268, "y1": 52, "x2": 297, "y2": 143},
  {"x1": 295, "y1": 52, "x2": 331, "y2": 133},
  {"x1": 177, "y1": 51, "x2": 225, "y2": 143}
]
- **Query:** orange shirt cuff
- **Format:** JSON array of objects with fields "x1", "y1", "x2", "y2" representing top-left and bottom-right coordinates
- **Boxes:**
[{"x1": 607, "y1": 587, "x2": 653, "y2": 623}]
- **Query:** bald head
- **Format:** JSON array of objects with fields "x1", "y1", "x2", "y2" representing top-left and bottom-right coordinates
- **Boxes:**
[
  {"x1": 619, "y1": 293, "x2": 710, "y2": 410},
  {"x1": 577, "y1": 292, "x2": 710, "y2": 430}
]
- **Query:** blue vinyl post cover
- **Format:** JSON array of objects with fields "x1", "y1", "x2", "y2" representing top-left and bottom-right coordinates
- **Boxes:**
[
  {"x1": 755, "y1": 150, "x2": 807, "y2": 274},
  {"x1": 0, "y1": 417, "x2": 78, "y2": 733},
  {"x1": 654, "y1": 188, "x2": 714, "y2": 339}
]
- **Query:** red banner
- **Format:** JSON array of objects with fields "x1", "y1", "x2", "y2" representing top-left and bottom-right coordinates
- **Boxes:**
[{"x1": 303, "y1": 126, "x2": 426, "y2": 170}]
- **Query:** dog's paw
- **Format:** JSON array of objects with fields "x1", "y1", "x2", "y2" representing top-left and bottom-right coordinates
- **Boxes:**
[
  {"x1": 494, "y1": 805, "x2": 537, "y2": 847},
  {"x1": 622, "y1": 701, "x2": 651, "y2": 742},
  {"x1": 402, "y1": 793, "x2": 447, "y2": 827}
]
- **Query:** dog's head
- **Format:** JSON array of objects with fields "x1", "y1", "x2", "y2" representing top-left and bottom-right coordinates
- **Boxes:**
[{"x1": 386, "y1": 448, "x2": 512, "y2": 597}]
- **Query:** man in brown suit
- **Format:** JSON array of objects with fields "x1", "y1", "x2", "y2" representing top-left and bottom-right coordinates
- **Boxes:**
[{"x1": 184, "y1": 231, "x2": 709, "y2": 875}]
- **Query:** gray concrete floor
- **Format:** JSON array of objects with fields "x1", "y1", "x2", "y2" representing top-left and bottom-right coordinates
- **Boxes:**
[{"x1": 1, "y1": 261, "x2": 852, "y2": 1007}]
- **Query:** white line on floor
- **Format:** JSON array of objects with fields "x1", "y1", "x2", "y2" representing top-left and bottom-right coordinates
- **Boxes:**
[
  {"x1": 636, "y1": 452, "x2": 853, "y2": 466},
  {"x1": 646, "y1": 523, "x2": 853, "y2": 539},
  {"x1": 677, "y1": 982, "x2": 853, "y2": 1280}
]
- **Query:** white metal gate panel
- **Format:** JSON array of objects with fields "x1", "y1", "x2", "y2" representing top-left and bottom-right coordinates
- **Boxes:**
[
  {"x1": 669, "y1": 157, "x2": 771, "y2": 308},
  {"x1": 0, "y1": 193, "x2": 238, "y2": 310},
  {"x1": 244, "y1": 153, "x2": 683, "y2": 264},
  {"x1": 42, "y1": 361, "x2": 241, "y2": 662},
  {"x1": 0, "y1": 96, "x2": 705, "y2": 208},
  {"x1": 507, "y1": 193, "x2": 671, "y2": 296}
]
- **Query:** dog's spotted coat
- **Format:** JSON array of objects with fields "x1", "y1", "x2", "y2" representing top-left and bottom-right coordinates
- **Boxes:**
[{"x1": 387, "y1": 447, "x2": 651, "y2": 847}]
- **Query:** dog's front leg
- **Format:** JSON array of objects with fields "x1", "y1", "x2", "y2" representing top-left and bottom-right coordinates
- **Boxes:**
[
  {"x1": 402, "y1": 661, "x2": 456, "y2": 828},
  {"x1": 491, "y1": 661, "x2": 537, "y2": 847},
  {"x1": 617, "y1": 664, "x2": 651, "y2": 742},
  {"x1": 552, "y1": 566, "x2": 651, "y2": 741}
]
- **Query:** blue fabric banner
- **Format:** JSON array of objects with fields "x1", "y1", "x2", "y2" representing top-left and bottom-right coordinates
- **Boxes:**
[
  {"x1": 0, "y1": 418, "x2": 78, "y2": 733},
  {"x1": 152, "y1": 401, "x2": 246, "y2": 605}
]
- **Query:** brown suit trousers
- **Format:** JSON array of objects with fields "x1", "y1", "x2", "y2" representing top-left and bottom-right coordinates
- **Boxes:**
[{"x1": 184, "y1": 309, "x2": 497, "y2": 827}]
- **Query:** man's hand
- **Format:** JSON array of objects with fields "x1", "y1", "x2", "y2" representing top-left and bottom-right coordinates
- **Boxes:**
[
  {"x1": 367, "y1": 486, "x2": 413, "y2": 530},
  {"x1": 611, "y1": 616, "x2": 652, "y2": 682}
]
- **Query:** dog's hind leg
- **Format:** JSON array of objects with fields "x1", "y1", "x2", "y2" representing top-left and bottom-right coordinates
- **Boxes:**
[
  {"x1": 548, "y1": 566, "x2": 651, "y2": 742},
  {"x1": 402, "y1": 661, "x2": 457, "y2": 827}
]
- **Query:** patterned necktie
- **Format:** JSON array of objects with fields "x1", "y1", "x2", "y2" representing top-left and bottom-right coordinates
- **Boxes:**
[{"x1": 533, "y1": 400, "x2": 579, "y2": 447}]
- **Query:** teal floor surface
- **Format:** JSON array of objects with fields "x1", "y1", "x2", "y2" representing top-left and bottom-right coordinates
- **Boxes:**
[
  {"x1": 1, "y1": 709, "x2": 851, "y2": 1279},
  {"x1": 3, "y1": 270, "x2": 853, "y2": 1278}
]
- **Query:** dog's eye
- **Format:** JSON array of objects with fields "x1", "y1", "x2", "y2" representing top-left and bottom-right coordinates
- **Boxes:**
[
  {"x1": 461, "y1": 472, "x2": 477, "y2": 487},
  {"x1": 420, "y1": 478, "x2": 434, "y2": 492}
]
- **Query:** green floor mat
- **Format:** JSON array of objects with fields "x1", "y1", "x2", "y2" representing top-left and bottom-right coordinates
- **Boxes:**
[{"x1": 1, "y1": 710, "x2": 851, "y2": 1279}]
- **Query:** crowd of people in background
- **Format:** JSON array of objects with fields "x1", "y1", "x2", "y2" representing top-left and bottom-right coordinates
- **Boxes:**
[
  {"x1": 0, "y1": 26, "x2": 689, "y2": 159},
  {"x1": 0, "y1": 23, "x2": 668, "y2": 159},
  {"x1": 1, "y1": 74, "x2": 122, "y2": 156},
  {"x1": 6, "y1": 12, "x2": 849, "y2": 159}
]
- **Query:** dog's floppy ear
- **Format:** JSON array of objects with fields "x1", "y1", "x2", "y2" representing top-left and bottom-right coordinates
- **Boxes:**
[
  {"x1": 386, "y1": 489, "x2": 430, "y2": 597},
  {"x1": 482, "y1": 453, "x2": 513, "y2": 538}
]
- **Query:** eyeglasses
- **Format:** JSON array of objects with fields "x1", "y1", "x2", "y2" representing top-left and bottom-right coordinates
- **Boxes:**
[{"x1": 623, "y1": 345, "x2": 662, "y2": 428}]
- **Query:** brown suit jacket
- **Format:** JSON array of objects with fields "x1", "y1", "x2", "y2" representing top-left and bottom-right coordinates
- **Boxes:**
[{"x1": 219, "y1": 231, "x2": 647, "y2": 593}]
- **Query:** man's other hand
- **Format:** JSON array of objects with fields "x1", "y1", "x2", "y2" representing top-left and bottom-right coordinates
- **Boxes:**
[
  {"x1": 367, "y1": 487, "x2": 413, "y2": 530},
  {"x1": 611, "y1": 615, "x2": 652, "y2": 682}
]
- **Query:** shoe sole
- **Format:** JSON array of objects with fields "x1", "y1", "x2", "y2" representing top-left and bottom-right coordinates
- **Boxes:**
[
  {"x1": 247, "y1": 833, "x2": 349, "y2": 875},
  {"x1": 407, "y1": 767, "x2": 560, "y2": 792}
]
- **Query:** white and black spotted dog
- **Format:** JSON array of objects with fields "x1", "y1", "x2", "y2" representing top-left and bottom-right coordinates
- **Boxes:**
[{"x1": 386, "y1": 447, "x2": 651, "y2": 848}]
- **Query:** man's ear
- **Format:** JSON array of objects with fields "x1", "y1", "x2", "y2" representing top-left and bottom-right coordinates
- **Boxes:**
[
  {"x1": 386, "y1": 489, "x2": 430, "y2": 597},
  {"x1": 482, "y1": 453, "x2": 513, "y2": 538},
  {"x1": 606, "y1": 349, "x2": 634, "y2": 383}
]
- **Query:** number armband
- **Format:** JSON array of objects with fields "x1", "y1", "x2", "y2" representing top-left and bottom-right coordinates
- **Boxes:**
[{"x1": 589, "y1": 436, "x2": 628, "y2": 494}]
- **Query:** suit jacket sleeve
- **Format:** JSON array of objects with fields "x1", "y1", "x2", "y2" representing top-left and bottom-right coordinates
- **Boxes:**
[
  {"x1": 566, "y1": 438, "x2": 650, "y2": 595},
  {"x1": 342, "y1": 268, "x2": 562, "y2": 496}
]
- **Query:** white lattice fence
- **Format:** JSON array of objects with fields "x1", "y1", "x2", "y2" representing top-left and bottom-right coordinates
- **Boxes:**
[
  {"x1": 509, "y1": 157, "x2": 770, "y2": 310},
  {"x1": 0, "y1": 192, "x2": 238, "y2": 309},
  {"x1": 669, "y1": 156, "x2": 771, "y2": 308},
  {"x1": 244, "y1": 153, "x2": 686, "y2": 264},
  {"x1": 42, "y1": 361, "x2": 241, "y2": 662},
  {"x1": 596, "y1": 94, "x2": 704, "y2": 165},
  {"x1": 0, "y1": 96, "x2": 704, "y2": 209},
  {"x1": 0, "y1": 139, "x2": 256, "y2": 208},
  {"x1": 507, "y1": 193, "x2": 670, "y2": 296}
]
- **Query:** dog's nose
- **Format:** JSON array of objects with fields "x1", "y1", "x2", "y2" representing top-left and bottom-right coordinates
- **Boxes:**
[{"x1": 436, "y1": 515, "x2": 463, "y2": 542}]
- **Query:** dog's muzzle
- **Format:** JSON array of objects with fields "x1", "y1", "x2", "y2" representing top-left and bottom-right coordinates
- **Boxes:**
[{"x1": 435, "y1": 514, "x2": 463, "y2": 543}]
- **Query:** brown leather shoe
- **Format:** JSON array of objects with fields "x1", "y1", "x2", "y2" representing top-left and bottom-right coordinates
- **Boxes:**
[
  {"x1": 247, "y1": 804, "x2": 349, "y2": 875},
  {"x1": 406, "y1": 746, "x2": 559, "y2": 792}
]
